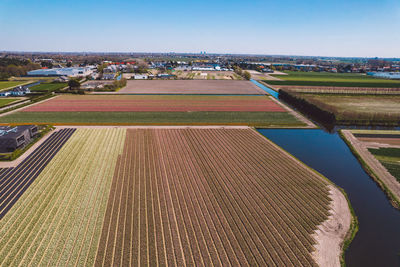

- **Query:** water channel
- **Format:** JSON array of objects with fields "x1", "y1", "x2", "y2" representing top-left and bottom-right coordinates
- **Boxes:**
[{"x1": 252, "y1": 80, "x2": 400, "y2": 266}]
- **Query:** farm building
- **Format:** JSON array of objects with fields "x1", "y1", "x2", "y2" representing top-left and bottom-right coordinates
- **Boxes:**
[
  {"x1": 0, "y1": 86, "x2": 30, "y2": 97},
  {"x1": 133, "y1": 74, "x2": 148, "y2": 79},
  {"x1": 0, "y1": 125, "x2": 38, "y2": 152},
  {"x1": 27, "y1": 67, "x2": 93, "y2": 77},
  {"x1": 102, "y1": 73, "x2": 116, "y2": 80},
  {"x1": 10, "y1": 86, "x2": 30, "y2": 96},
  {"x1": 368, "y1": 72, "x2": 400, "y2": 80}
]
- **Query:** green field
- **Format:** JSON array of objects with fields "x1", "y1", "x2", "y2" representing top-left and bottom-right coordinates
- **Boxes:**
[
  {"x1": 0, "y1": 98, "x2": 23, "y2": 108},
  {"x1": 301, "y1": 94, "x2": 400, "y2": 124},
  {"x1": 369, "y1": 147, "x2": 400, "y2": 182},
  {"x1": 267, "y1": 71, "x2": 400, "y2": 88},
  {"x1": 0, "y1": 111, "x2": 304, "y2": 126},
  {"x1": 29, "y1": 83, "x2": 67, "y2": 92},
  {"x1": 0, "y1": 81, "x2": 28, "y2": 90}
]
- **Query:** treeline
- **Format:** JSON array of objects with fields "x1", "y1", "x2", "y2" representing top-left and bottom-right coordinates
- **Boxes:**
[
  {"x1": 0, "y1": 58, "x2": 40, "y2": 80},
  {"x1": 279, "y1": 90, "x2": 335, "y2": 124},
  {"x1": 233, "y1": 66, "x2": 251, "y2": 80},
  {"x1": 103, "y1": 78, "x2": 127, "y2": 91},
  {"x1": 279, "y1": 89, "x2": 400, "y2": 126}
]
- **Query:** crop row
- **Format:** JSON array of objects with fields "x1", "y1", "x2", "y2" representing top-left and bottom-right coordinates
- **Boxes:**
[
  {"x1": 0, "y1": 128, "x2": 126, "y2": 266},
  {"x1": 95, "y1": 128, "x2": 332, "y2": 266},
  {"x1": 0, "y1": 128, "x2": 75, "y2": 219},
  {"x1": 279, "y1": 86, "x2": 400, "y2": 95}
]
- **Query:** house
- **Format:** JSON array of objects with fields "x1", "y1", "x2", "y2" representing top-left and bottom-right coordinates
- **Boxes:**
[
  {"x1": 27, "y1": 67, "x2": 93, "y2": 77},
  {"x1": 133, "y1": 74, "x2": 148, "y2": 80},
  {"x1": 102, "y1": 73, "x2": 116, "y2": 80},
  {"x1": 0, "y1": 125, "x2": 38, "y2": 152},
  {"x1": 0, "y1": 91, "x2": 11, "y2": 97},
  {"x1": 54, "y1": 76, "x2": 69, "y2": 83},
  {"x1": 10, "y1": 86, "x2": 30, "y2": 96},
  {"x1": 157, "y1": 74, "x2": 176, "y2": 79}
]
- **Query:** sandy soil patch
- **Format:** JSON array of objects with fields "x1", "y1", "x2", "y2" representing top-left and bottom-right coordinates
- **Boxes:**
[{"x1": 312, "y1": 185, "x2": 351, "y2": 267}]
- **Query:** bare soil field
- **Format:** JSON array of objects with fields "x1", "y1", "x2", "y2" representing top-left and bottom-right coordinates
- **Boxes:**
[
  {"x1": 173, "y1": 71, "x2": 239, "y2": 80},
  {"x1": 358, "y1": 137, "x2": 400, "y2": 147},
  {"x1": 118, "y1": 80, "x2": 265, "y2": 94},
  {"x1": 94, "y1": 128, "x2": 348, "y2": 266}
]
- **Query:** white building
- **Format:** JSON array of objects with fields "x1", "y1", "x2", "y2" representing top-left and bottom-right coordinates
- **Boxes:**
[
  {"x1": 27, "y1": 67, "x2": 93, "y2": 77},
  {"x1": 133, "y1": 74, "x2": 148, "y2": 80},
  {"x1": 368, "y1": 72, "x2": 400, "y2": 80}
]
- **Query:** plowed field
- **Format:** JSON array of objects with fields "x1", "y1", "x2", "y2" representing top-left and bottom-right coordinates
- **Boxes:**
[
  {"x1": 0, "y1": 128, "x2": 333, "y2": 266},
  {"x1": 95, "y1": 128, "x2": 331, "y2": 266}
]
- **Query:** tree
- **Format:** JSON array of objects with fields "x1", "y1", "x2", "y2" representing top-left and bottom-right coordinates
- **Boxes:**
[
  {"x1": 41, "y1": 61, "x2": 53, "y2": 69},
  {"x1": 0, "y1": 72, "x2": 10, "y2": 81},
  {"x1": 233, "y1": 66, "x2": 243, "y2": 76},
  {"x1": 243, "y1": 71, "x2": 251, "y2": 80},
  {"x1": 68, "y1": 79, "x2": 80, "y2": 89},
  {"x1": 66, "y1": 61, "x2": 72, "y2": 67},
  {"x1": 97, "y1": 63, "x2": 108, "y2": 74}
]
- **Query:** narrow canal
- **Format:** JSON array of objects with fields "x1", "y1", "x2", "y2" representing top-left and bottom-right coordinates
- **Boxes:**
[
  {"x1": 251, "y1": 80, "x2": 400, "y2": 266},
  {"x1": 258, "y1": 129, "x2": 400, "y2": 266}
]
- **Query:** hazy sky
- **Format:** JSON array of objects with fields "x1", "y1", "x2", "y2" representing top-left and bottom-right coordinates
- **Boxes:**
[{"x1": 1, "y1": 0, "x2": 399, "y2": 57}]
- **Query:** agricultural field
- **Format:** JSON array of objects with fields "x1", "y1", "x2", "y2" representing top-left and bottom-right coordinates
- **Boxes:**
[
  {"x1": 266, "y1": 71, "x2": 400, "y2": 88},
  {"x1": 280, "y1": 90, "x2": 400, "y2": 125},
  {"x1": 342, "y1": 130, "x2": 400, "y2": 207},
  {"x1": 276, "y1": 86, "x2": 400, "y2": 95},
  {"x1": 0, "y1": 95, "x2": 304, "y2": 126},
  {"x1": 0, "y1": 98, "x2": 24, "y2": 108},
  {"x1": 0, "y1": 128, "x2": 125, "y2": 266},
  {"x1": 0, "y1": 129, "x2": 75, "y2": 219},
  {"x1": 0, "y1": 111, "x2": 301, "y2": 126},
  {"x1": 368, "y1": 148, "x2": 400, "y2": 183},
  {"x1": 154, "y1": 70, "x2": 240, "y2": 80},
  {"x1": 22, "y1": 95, "x2": 284, "y2": 112},
  {"x1": 29, "y1": 82, "x2": 67, "y2": 92},
  {"x1": 304, "y1": 95, "x2": 400, "y2": 122},
  {"x1": 118, "y1": 80, "x2": 265, "y2": 94},
  {"x1": 0, "y1": 81, "x2": 29, "y2": 90},
  {"x1": 0, "y1": 128, "x2": 347, "y2": 266},
  {"x1": 351, "y1": 130, "x2": 400, "y2": 184}
]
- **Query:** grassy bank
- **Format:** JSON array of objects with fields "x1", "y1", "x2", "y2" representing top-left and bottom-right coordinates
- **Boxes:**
[{"x1": 339, "y1": 130, "x2": 400, "y2": 209}]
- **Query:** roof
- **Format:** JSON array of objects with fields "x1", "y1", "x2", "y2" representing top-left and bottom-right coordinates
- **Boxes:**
[{"x1": 0, "y1": 125, "x2": 36, "y2": 139}]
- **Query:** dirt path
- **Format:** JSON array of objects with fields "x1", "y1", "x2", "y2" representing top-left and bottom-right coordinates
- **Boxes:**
[
  {"x1": 312, "y1": 185, "x2": 351, "y2": 267},
  {"x1": 342, "y1": 130, "x2": 400, "y2": 205}
]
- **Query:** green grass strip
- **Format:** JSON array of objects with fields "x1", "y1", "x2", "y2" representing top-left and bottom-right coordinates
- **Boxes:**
[{"x1": 0, "y1": 111, "x2": 304, "y2": 126}]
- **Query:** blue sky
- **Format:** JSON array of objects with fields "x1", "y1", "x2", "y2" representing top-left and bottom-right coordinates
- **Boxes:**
[{"x1": 0, "y1": 0, "x2": 399, "y2": 57}]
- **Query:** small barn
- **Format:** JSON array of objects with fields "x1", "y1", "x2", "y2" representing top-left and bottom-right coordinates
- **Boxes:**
[{"x1": 0, "y1": 125, "x2": 38, "y2": 152}]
